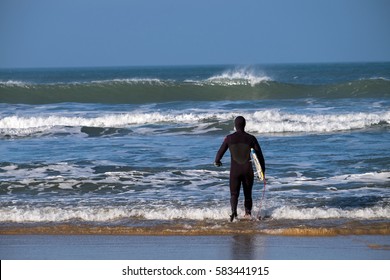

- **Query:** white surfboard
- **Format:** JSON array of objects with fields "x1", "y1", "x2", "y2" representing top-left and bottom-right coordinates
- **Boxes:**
[{"x1": 250, "y1": 148, "x2": 264, "y2": 181}]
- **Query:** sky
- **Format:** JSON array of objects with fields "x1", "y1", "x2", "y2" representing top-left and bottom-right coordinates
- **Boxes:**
[{"x1": 1, "y1": 0, "x2": 389, "y2": 68}]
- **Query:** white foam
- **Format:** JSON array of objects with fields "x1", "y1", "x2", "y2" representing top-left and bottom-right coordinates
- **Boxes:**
[
  {"x1": 0, "y1": 80, "x2": 29, "y2": 87},
  {"x1": 270, "y1": 171, "x2": 390, "y2": 189},
  {"x1": 0, "y1": 113, "x2": 209, "y2": 129},
  {"x1": 245, "y1": 110, "x2": 390, "y2": 133},
  {"x1": 206, "y1": 68, "x2": 272, "y2": 86},
  {"x1": 1, "y1": 164, "x2": 18, "y2": 171},
  {"x1": 1, "y1": 109, "x2": 389, "y2": 136},
  {"x1": 1, "y1": 202, "x2": 389, "y2": 223},
  {"x1": 271, "y1": 205, "x2": 390, "y2": 220},
  {"x1": 0, "y1": 111, "x2": 228, "y2": 136},
  {"x1": 0, "y1": 162, "x2": 94, "y2": 181},
  {"x1": 91, "y1": 78, "x2": 168, "y2": 85},
  {"x1": 0, "y1": 205, "x2": 232, "y2": 222},
  {"x1": 367, "y1": 76, "x2": 390, "y2": 81},
  {"x1": 330, "y1": 172, "x2": 390, "y2": 183}
]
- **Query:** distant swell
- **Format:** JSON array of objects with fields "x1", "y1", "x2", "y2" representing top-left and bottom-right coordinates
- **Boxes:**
[{"x1": 1, "y1": 78, "x2": 389, "y2": 104}]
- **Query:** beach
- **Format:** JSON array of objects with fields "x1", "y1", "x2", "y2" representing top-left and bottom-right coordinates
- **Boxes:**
[{"x1": 1, "y1": 234, "x2": 389, "y2": 260}]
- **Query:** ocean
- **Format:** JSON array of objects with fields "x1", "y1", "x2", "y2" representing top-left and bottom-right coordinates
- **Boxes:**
[{"x1": 0, "y1": 63, "x2": 389, "y2": 236}]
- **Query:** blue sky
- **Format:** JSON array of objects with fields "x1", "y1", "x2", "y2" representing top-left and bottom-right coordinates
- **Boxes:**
[{"x1": 1, "y1": 0, "x2": 389, "y2": 68}]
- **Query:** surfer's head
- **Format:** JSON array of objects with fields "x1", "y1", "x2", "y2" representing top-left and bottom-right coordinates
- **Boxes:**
[{"x1": 234, "y1": 116, "x2": 246, "y2": 132}]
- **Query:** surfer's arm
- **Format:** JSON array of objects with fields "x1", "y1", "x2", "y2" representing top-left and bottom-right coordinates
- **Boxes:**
[{"x1": 214, "y1": 137, "x2": 229, "y2": 166}]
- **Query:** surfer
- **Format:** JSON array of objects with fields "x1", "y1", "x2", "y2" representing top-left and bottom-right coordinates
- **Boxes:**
[{"x1": 214, "y1": 116, "x2": 265, "y2": 222}]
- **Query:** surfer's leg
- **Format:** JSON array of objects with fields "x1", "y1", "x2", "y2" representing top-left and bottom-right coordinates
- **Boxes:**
[
  {"x1": 229, "y1": 174, "x2": 241, "y2": 218},
  {"x1": 243, "y1": 173, "x2": 254, "y2": 215}
]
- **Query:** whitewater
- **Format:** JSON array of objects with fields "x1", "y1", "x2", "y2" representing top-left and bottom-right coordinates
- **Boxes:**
[{"x1": 1, "y1": 110, "x2": 389, "y2": 137}]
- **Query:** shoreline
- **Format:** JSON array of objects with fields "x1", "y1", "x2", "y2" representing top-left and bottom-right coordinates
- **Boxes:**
[{"x1": 1, "y1": 221, "x2": 389, "y2": 236}]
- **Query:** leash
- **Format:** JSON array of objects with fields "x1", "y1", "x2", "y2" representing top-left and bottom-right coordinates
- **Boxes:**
[{"x1": 257, "y1": 177, "x2": 267, "y2": 220}]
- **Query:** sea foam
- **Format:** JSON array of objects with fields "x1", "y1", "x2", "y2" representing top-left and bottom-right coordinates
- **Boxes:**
[{"x1": 271, "y1": 205, "x2": 390, "y2": 220}]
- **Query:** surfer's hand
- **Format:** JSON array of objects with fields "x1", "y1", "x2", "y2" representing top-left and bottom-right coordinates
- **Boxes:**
[{"x1": 214, "y1": 161, "x2": 222, "y2": 167}]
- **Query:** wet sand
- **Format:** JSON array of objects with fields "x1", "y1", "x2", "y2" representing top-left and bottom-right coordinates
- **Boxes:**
[{"x1": 1, "y1": 234, "x2": 389, "y2": 260}]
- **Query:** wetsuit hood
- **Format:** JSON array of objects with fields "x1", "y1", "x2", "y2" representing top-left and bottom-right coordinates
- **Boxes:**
[{"x1": 234, "y1": 116, "x2": 246, "y2": 132}]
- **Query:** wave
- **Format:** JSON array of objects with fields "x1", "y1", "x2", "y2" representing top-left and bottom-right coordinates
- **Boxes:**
[
  {"x1": 1, "y1": 77, "x2": 389, "y2": 104},
  {"x1": 0, "y1": 80, "x2": 29, "y2": 87},
  {"x1": 247, "y1": 110, "x2": 390, "y2": 134},
  {"x1": 269, "y1": 171, "x2": 390, "y2": 192},
  {"x1": 271, "y1": 206, "x2": 390, "y2": 220},
  {"x1": 1, "y1": 110, "x2": 389, "y2": 137},
  {"x1": 203, "y1": 69, "x2": 272, "y2": 86},
  {"x1": 0, "y1": 205, "x2": 230, "y2": 223},
  {"x1": 1, "y1": 204, "x2": 389, "y2": 224}
]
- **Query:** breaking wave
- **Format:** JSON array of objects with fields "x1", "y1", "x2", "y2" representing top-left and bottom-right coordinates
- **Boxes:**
[
  {"x1": 1, "y1": 204, "x2": 389, "y2": 223},
  {"x1": 1, "y1": 110, "x2": 389, "y2": 137}
]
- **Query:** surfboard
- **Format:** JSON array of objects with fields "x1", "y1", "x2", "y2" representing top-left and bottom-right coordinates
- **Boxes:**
[
  {"x1": 250, "y1": 148, "x2": 264, "y2": 181},
  {"x1": 250, "y1": 148, "x2": 267, "y2": 220}
]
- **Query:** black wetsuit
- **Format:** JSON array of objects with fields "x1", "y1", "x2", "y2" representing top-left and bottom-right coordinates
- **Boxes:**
[{"x1": 214, "y1": 118, "x2": 265, "y2": 217}]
